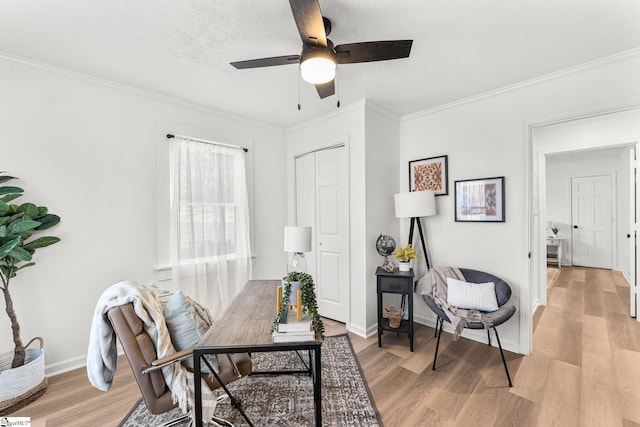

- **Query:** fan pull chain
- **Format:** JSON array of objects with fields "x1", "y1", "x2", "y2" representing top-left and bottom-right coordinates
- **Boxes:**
[
  {"x1": 336, "y1": 67, "x2": 341, "y2": 108},
  {"x1": 297, "y1": 67, "x2": 302, "y2": 111}
]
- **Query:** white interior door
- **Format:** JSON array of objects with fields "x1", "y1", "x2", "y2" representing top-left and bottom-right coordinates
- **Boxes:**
[
  {"x1": 295, "y1": 147, "x2": 349, "y2": 322},
  {"x1": 295, "y1": 153, "x2": 317, "y2": 277},
  {"x1": 571, "y1": 175, "x2": 613, "y2": 269}
]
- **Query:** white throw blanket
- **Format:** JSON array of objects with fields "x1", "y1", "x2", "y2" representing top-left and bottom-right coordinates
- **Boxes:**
[
  {"x1": 416, "y1": 267, "x2": 493, "y2": 339},
  {"x1": 87, "y1": 280, "x2": 216, "y2": 424}
]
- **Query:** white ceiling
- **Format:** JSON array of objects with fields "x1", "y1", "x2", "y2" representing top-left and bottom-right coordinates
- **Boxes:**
[{"x1": 2, "y1": 0, "x2": 640, "y2": 128}]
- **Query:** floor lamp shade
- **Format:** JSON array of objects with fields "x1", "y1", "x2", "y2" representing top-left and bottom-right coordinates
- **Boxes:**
[
  {"x1": 394, "y1": 190, "x2": 436, "y2": 219},
  {"x1": 394, "y1": 190, "x2": 436, "y2": 271}
]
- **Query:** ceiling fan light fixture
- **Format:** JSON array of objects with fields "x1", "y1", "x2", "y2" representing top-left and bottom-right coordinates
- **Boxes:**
[
  {"x1": 300, "y1": 57, "x2": 336, "y2": 84},
  {"x1": 300, "y1": 45, "x2": 336, "y2": 84}
]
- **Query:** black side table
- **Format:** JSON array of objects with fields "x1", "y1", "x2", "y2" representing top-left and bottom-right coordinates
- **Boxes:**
[{"x1": 376, "y1": 267, "x2": 414, "y2": 352}]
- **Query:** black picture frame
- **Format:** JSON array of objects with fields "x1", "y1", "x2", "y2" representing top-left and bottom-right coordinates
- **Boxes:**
[
  {"x1": 454, "y1": 176, "x2": 505, "y2": 222},
  {"x1": 408, "y1": 155, "x2": 448, "y2": 196}
]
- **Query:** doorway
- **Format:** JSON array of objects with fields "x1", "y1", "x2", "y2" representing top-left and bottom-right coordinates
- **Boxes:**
[
  {"x1": 531, "y1": 108, "x2": 640, "y2": 340},
  {"x1": 295, "y1": 146, "x2": 350, "y2": 322}
]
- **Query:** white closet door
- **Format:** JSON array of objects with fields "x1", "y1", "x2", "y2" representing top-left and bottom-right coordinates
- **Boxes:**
[
  {"x1": 295, "y1": 153, "x2": 317, "y2": 278},
  {"x1": 295, "y1": 147, "x2": 349, "y2": 322}
]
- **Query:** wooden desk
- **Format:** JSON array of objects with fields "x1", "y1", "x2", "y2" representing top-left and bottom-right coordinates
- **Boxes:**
[{"x1": 194, "y1": 280, "x2": 323, "y2": 426}]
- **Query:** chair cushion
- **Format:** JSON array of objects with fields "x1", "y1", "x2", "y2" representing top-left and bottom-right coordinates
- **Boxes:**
[
  {"x1": 164, "y1": 290, "x2": 218, "y2": 373},
  {"x1": 446, "y1": 277, "x2": 499, "y2": 312}
]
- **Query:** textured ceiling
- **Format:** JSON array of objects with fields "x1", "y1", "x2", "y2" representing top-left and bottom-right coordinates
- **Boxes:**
[{"x1": 1, "y1": 0, "x2": 640, "y2": 128}]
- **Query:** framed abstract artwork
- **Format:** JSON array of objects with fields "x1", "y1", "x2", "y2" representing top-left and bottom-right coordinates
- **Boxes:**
[
  {"x1": 454, "y1": 176, "x2": 505, "y2": 222},
  {"x1": 409, "y1": 155, "x2": 448, "y2": 196}
]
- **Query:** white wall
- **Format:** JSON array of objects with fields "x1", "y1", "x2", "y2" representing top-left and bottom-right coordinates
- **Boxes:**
[
  {"x1": 364, "y1": 105, "x2": 400, "y2": 332},
  {"x1": 546, "y1": 149, "x2": 631, "y2": 273},
  {"x1": 286, "y1": 101, "x2": 401, "y2": 337},
  {"x1": 400, "y1": 50, "x2": 640, "y2": 354},
  {"x1": 0, "y1": 56, "x2": 287, "y2": 374}
]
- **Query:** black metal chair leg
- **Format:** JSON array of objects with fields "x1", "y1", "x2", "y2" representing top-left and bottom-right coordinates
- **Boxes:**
[
  {"x1": 434, "y1": 317, "x2": 441, "y2": 337},
  {"x1": 432, "y1": 318, "x2": 444, "y2": 371},
  {"x1": 487, "y1": 329, "x2": 491, "y2": 346},
  {"x1": 493, "y1": 327, "x2": 513, "y2": 387}
]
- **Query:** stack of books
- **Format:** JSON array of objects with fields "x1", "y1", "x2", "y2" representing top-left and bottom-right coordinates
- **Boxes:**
[{"x1": 272, "y1": 310, "x2": 315, "y2": 342}]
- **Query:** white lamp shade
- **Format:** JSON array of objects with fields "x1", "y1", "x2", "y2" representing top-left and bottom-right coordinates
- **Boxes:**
[
  {"x1": 284, "y1": 226, "x2": 312, "y2": 253},
  {"x1": 394, "y1": 191, "x2": 436, "y2": 218}
]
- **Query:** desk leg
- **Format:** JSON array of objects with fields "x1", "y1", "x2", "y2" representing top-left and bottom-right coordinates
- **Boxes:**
[
  {"x1": 194, "y1": 352, "x2": 202, "y2": 427},
  {"x1": 313, "y1": 346, "x2": 322, "y2": 426}
]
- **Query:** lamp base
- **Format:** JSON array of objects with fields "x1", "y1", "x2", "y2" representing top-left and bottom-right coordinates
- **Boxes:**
[{"x1": 287, "y1": 252, "x2": 307, "y2": 273}]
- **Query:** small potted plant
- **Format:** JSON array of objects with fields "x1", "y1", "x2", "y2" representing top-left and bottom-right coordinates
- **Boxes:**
[
  {"x1": 0, "y1": 173, "x2": 61, "y2": 414},
  {"x1": 272, "y1": 271, "x2": 324, "y2": 338},
  {"x1": 394, "y1": 244, "x2": 418, "y2": 272}
]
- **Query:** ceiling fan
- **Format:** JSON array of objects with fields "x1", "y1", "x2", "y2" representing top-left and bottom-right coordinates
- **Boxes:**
[{"x1": 230, "y1": 0, "x2": 413, "y2": 100}]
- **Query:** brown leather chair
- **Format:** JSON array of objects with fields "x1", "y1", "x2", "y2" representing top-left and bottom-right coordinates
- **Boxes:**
[{"x1": 107, "y1": 303, "x2": 252, "y2": 426}]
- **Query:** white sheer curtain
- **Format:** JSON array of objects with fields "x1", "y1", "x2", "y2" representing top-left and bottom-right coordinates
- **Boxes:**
[{"x1": 169, "y1": 136, "x2": 251, "y2": 317}]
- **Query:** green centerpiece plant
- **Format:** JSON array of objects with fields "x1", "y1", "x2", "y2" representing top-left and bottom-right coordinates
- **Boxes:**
[
  {"x1": 0, "y1": 172, "x2": 61, "y2": 368},
  {"x1": 271, "y1": 271, "x2": 324, "y2": 338}
]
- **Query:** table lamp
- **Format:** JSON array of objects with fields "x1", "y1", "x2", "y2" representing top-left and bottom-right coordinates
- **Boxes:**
[
  {"x1": 284, "y1": 226, "x2": 312, "y2": 273},
  {"x1": 394, "y1": 190, "x2": 436, "y2": 270}
]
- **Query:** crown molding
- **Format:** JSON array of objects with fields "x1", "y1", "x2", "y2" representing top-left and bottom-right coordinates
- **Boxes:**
[
  {"x1": 402, "y1": 47, "x2": 640, "y2": 122},
  {"x1": 0, "y1": 51, "x2": 282, "y2": 132}
]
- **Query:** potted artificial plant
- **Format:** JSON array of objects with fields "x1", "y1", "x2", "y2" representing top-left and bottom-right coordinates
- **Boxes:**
[
  {"x1": 394, "y1": 244, "x2": 418, "y2": 272},
  {"x1": 0, "y1": 172, "x2": 61, "y2": 415},
  {"x1": 272, "y1": 271, "x2": 324, "y2": 338}
]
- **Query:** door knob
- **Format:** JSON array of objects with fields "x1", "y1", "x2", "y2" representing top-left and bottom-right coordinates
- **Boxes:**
[
  {"x1": 627, "y1": 233, "x2": 631, "y2": 238},
  {"x1": 573, "y1": 225, "x2": 578, "y2": 229}
]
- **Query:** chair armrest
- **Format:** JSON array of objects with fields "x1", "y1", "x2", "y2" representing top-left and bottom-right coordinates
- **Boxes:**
[{"x1": 142, "y1": 348, "x2": 193, "y2": 374}]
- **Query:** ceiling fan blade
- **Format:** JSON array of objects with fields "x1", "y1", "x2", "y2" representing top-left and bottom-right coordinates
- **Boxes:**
[
  {"x1": 289, "y1": 0, "x2": 327, "y2": 47},
  {"x1": 230, "y1": 55, "x2": 301, "y2": 69},
  {"x1": 335, "y1": 40, "x2": 413, "y2": 64},
  {"x1": 315, "y1": 80, "x2": 335, "y2": 99}
]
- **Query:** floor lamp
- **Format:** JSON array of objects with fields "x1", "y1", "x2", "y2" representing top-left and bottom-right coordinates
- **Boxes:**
[{"x1": 394, "y1": 191, "x2": 437, "y2": 270}]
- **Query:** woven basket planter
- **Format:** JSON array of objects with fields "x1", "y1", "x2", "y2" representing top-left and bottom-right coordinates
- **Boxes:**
[{"x1": 0, "y1": 337, "x2": 48, "y2": 416}]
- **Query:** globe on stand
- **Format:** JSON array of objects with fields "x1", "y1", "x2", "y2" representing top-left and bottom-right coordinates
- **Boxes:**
[{"x1": 376, "y1": 234, "x2": 397, "y2": 272}]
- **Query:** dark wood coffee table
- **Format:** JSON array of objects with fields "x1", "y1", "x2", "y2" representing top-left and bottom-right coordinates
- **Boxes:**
[{"x1": 193, "y1": 280, "x2": 323, "y2": 427}]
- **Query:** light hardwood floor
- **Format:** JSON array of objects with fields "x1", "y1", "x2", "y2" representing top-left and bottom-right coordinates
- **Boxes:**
[{"x1": 12, "y1": 266, "x2": 640, "y2": 426}]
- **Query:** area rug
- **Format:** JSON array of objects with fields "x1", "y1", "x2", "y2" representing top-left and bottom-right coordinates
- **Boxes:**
[
  {"x1": 547, "y1": 267, "x2": 560, "y2": 289},
  {"x1": 119, "y1": 334, "x2": 382, "y2": 426}
]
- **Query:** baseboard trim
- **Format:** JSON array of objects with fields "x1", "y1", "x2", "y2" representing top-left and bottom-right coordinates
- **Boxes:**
[
  {"x1": 414, "y1": 314, "x2": 521, "y2": 354},
  {"x1": 46, "y1": 343, "x2": 124, "y2": 377},
  {"x1": 45, "y1": 355, "x2": 87, "y2": 377}
]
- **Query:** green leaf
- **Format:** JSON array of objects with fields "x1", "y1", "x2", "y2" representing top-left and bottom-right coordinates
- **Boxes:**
[
  {"x1": 23, "y1": 236, "x2": 60, "y2": 250},
  {"x1": 0, "y1": 186, "x2": 23, "y2": 196},
  {"x1": 0, "y1": 193, "x2": 22, "y2": 204},
  {"x1": 0, "y1": 200, "x2": 8, "y2": 216},
  {"x1": 0, "y1": 175, "x2": 17, "y2": 184},
  {"x1": 35, "y1": 214, "x2": 60, "y2": 230},
  {"x1": 17, "y1": 203, "x2": 38, "y2": 219},
  {"x1": 0, "y1": 212, "x2": 25, "y2": 228},
  {"x1": 14, "y1": 262, "x2": 35, "y2": 272},
  {"x1": 0, "y1": 236, "x2": 21, "y2": 258},
  {"x1": 36, "y1": 206, "x2": 48, "y2": 218},
  {"x1": 0, "y1": 226, "x2": 5, "y2": 237},
  {"x1": 8, "y1": 246, "x2": 32, "y2": 262},
  {"x1": 9, "y1": 220, "x2": 41, "y2": 235}
]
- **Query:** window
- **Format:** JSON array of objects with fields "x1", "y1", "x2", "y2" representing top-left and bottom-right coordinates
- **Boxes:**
[{"x1": 170, "y1": 136, "x2": 250, "y2": 263}]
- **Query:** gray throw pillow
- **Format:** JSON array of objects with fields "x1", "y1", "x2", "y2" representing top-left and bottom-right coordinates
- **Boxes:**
[{"x1": 163, "y1": 290, "x2": 218, "y2": 373}]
